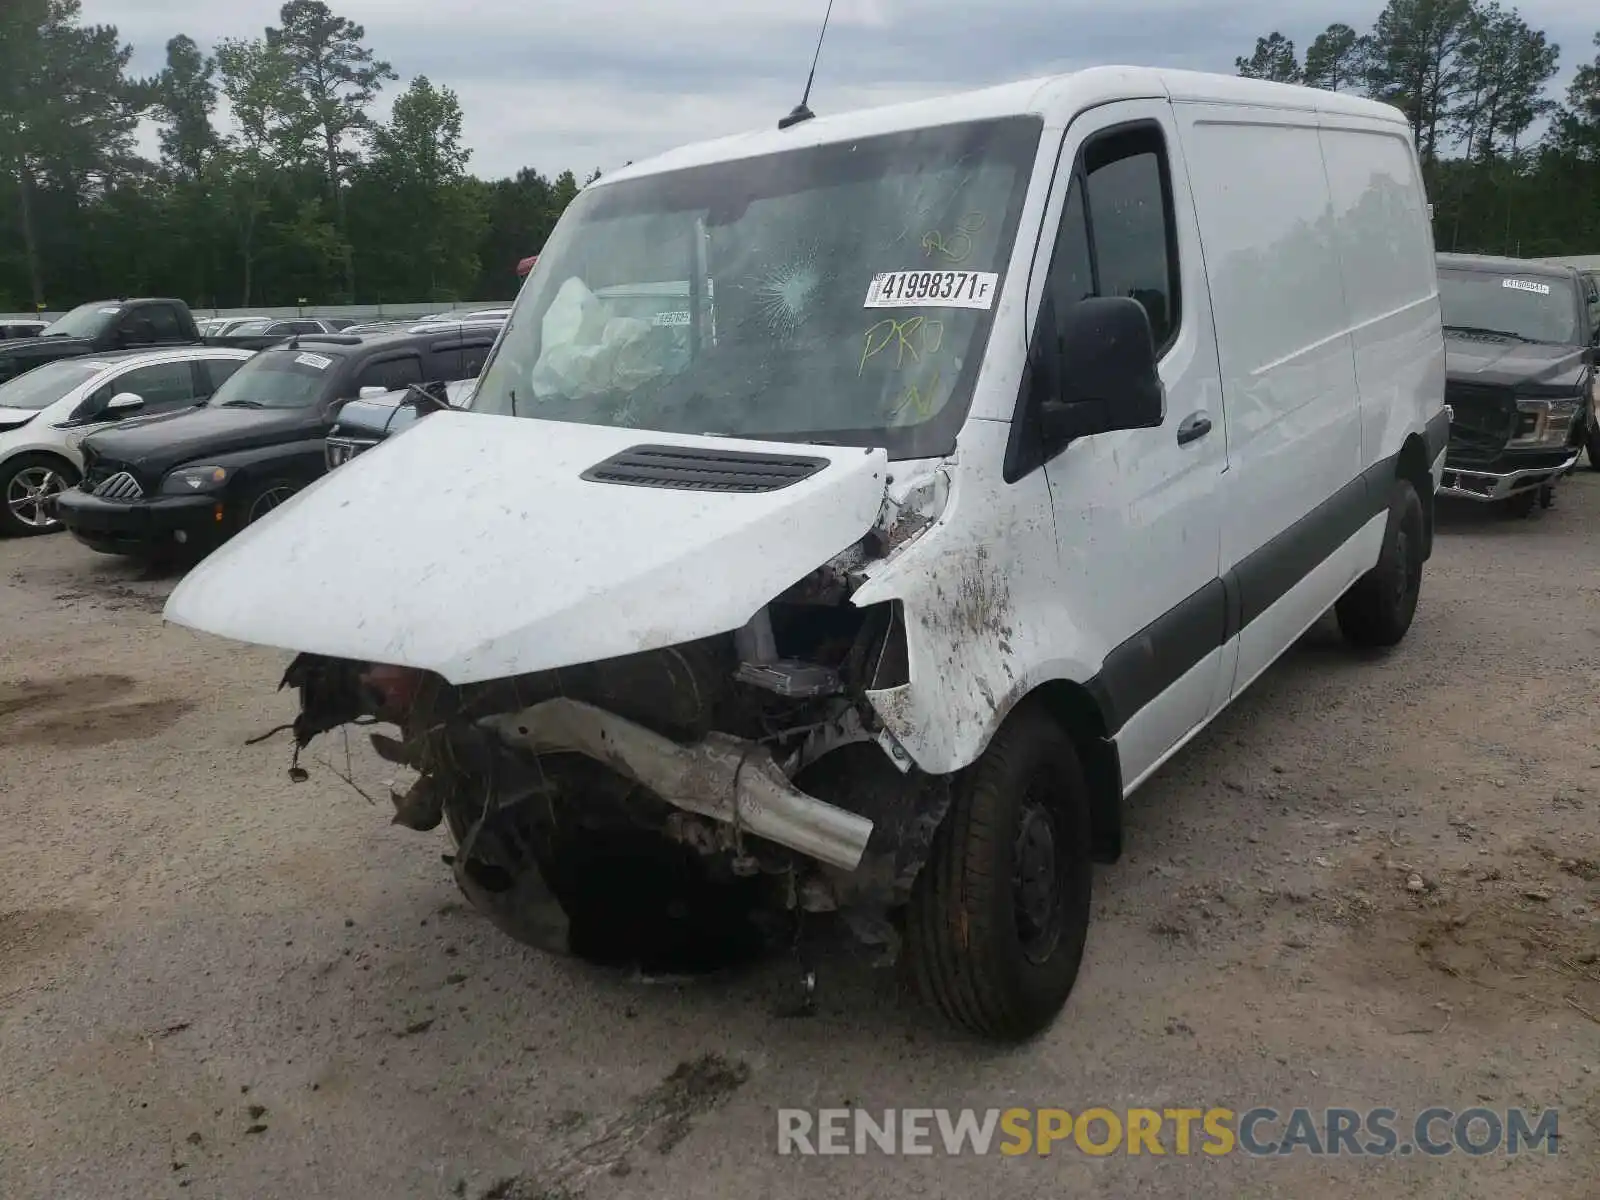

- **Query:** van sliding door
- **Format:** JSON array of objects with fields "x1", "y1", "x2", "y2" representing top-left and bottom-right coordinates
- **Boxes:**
[{"x1": 1174, "y1": 106, "x2": 1364, "y2": 700}]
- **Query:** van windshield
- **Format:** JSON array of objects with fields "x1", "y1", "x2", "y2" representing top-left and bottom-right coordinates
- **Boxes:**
[
  {"x1": 470, "y1": 116, "x2": 1042, "y2": 458},
  {"x1": 1438, "y1": 268, "x2": 1578, "y2": 345}
]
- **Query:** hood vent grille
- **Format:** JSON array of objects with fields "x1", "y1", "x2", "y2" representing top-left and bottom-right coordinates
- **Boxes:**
[{"x1": 581, "y1": 444, "x2": 829, "y2": 494}]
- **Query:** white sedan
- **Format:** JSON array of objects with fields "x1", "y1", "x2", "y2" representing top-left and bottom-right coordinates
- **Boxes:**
[{"x1": 0, "y1": 345, "x2": 256, "y2": 536}]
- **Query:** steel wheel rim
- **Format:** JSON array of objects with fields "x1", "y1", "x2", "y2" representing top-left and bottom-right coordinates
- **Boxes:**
[
  {"x1": 1014, "y1": 791, "x2": 1064, "y2": 965},
  {"x1": 1392, "y1": 526, "x2": 1412, "y2": 607},
  {"x1": 6, "y1": 466, "x2": 67, "y2": 529},
  {"x1": 246, "y1": 484, "x2": 298, "y2": 524}
]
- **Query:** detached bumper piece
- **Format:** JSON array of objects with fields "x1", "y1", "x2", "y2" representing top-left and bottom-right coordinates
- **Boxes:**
[
  {"x1": 55, "y1": 489, "x2": 223, "y2": 554},
  {"x1": 480, "y1": 698, "x2": 875, "y2": 871},
  {"x1": 1439, "y1": 450, "x2": 1578, "y2": 502}
]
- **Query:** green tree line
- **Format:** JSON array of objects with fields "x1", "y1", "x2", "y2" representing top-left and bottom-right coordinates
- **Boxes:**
[
  {"x1": 0, "y1": 0, "x2": 593, "y2": 312},
  {"x1": 1235, "y1": 1, "x2": 1600, "y2": 257},
  {"x1": 6, "y1": 0, "x2": 1596, "y2": 314}
]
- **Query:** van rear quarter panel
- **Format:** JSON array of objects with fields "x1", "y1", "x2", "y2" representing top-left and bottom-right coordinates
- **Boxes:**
[{"x1": 1317, "y1": 121, "x2": 1443, "y2": 470}]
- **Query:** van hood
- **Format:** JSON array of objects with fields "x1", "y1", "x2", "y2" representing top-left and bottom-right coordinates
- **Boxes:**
[{"x1": 164, "y1": 414, "x2": 890, "y2": 684}]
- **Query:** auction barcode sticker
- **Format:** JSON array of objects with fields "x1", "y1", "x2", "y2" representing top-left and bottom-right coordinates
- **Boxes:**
[
  {"x1": 864, "y1": 270, "x2": 999, "y2": 310},
  {"x1": 1503, "y1": 278, "x2": 1551, "y2": 295}
]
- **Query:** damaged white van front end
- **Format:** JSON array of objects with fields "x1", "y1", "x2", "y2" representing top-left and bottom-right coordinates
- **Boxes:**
[
  {"x1": 162, "y1": 66, "x2": 1446, "y2": 1040},
  {"x1": 164, "y1": 409, "x2": 1016, "y2": 972},
  {"x1": 165, "y1": 100, "x2": 1062, "y2": 1021}
]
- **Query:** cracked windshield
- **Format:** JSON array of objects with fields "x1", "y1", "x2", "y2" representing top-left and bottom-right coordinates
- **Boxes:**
[{"x1": 471, "y1": 117, "x2": 1040, "y2": 455}]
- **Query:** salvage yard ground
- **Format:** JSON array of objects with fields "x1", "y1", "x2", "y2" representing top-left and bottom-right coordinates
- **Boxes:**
[{"x1": 2, "y1": 476, "x2": 1598, "y2": 1200}]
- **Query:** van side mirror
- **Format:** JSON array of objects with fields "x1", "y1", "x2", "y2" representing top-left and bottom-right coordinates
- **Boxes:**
[
  {"x1": 106, "y1": 392, "x2": 144, "y2": 413},
  {"x1": 1033, "y1": 296, "x2": 1165, "y2": 446}
]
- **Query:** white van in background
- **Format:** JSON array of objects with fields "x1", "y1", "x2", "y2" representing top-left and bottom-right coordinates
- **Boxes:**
[{"x1": 164, "y1": 67, "x2": 1447, "y2": 1041}]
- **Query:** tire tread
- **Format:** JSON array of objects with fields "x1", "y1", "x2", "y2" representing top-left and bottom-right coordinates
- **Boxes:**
[{"x1": 907, "y1": 705, "x2": 1091, "y2": 1041}]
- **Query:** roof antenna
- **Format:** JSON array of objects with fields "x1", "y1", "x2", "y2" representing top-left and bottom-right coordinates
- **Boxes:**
[{"x1": 779, "y1": 0, "x2": 835, "y2": 130}]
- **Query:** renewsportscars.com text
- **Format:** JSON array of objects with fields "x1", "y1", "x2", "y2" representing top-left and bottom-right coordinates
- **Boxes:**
[{"x1": 776, "y1": 1106, "x2": 1560, "y2": 1157}]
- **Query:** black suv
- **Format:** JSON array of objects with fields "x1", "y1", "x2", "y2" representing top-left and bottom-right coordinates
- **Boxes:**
[
  {"x1": 56, "y1": 326, "x2": 498, "y2": 557},
  {"x1": 1436, "y1": 253, "x2": 1597, "y2": 515}
]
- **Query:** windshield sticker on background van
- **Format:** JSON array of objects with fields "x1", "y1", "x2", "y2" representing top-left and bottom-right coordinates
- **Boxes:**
[
  {"x1": 652, "y1": 310, "x2": 691, "y2": 327},
  {"x1": 98, "y1": 307, "x2": 120, "y2": 314},
  {"x1": 864, "y1": 270, "x2": 999, "y2": 310},
  {"x1": 295, "y1": 352, "x2": 333, "y2": 370},
  {"x1": 1503, "y1": 278, "x2": 1552, "y2": 296}
]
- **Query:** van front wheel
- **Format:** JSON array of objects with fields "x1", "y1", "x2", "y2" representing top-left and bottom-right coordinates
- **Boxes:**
[
  {"x1": 1336, "y1": 479, "x2": 1424, "y2": 648},
  {"x1": 906, "y1": 705, "x2": 1092, "y2": 1041}
]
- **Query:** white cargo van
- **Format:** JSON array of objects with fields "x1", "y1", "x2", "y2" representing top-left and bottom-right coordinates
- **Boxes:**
[{"x1": 164, "y1": 66, "x2": 1448, "y2": 1040}]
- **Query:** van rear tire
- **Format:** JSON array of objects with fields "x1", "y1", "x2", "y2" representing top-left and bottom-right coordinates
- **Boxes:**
[
  {"x1": 1336, "y1": 479, "x2": 1423, "y2": 649},
  {"x1": 906, "y1": 704, "x2": 1092, "y2": 1041}
]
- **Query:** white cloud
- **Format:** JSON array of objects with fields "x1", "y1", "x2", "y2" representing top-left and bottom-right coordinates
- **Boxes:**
[{"x1": 97, "y1": 0, "x2": 1600, "y2": 178}]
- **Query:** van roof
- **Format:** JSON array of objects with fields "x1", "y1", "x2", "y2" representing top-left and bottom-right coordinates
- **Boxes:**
[
  {"x1": 601, "y1": 66, "x2": 1407, "y2": 185},
  {"x1": 1437, "y1": 252, "x2": 1577, "y2": 281}
]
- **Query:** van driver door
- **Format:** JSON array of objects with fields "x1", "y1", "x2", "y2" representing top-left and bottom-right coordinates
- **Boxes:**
[{"x1": 1028, "y1": 99, "x2": 1231, "y2": 789}]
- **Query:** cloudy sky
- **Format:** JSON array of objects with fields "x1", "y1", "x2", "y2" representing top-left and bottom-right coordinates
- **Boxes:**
[{"x1": 89, "y1": 0, "x2": 1598, "y2": 180}]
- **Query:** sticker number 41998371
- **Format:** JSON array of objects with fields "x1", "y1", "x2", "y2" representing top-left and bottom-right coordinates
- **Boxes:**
[{"x1": 864, "y1": 269, "x2": 999, "y2": 310}]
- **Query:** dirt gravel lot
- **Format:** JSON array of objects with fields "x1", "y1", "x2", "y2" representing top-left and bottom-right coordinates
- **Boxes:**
[{"x1": 2, "y1": 474, "x2": 1598, "y2": 1199}]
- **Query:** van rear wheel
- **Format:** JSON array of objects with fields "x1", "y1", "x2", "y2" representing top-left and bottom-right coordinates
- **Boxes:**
[
  {"x1": 1336, "y1": 479, "x2": 1424, "y2": 649},
  {"x1": 906, "y1": 705, "x2": 1092, "y2": 1041}
]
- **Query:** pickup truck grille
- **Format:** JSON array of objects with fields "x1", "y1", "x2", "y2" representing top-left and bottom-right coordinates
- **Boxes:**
[
  {"x1": 580, "y1": 445, "x2": 830, "y2": 493},
  {"x1": 325, "y1": 436, "x2": 377, "y2": 469},
  {"x1": 91, "y1": 470, "x2": 144, "y2": 501},
  {"x1": 1445, "y1": 382, "x2": 1515, "y2": 456}
]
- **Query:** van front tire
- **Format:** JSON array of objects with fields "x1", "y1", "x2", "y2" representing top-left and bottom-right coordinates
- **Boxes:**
[
  {"x1": 1336, "y1": 479, "x2": 1423, "y2": 649},
  {"x1": 907, "y1": 704, "x2": 1092, "y2": 1042}
]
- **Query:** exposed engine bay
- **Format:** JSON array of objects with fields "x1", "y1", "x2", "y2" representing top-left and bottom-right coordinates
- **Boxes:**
[{"x1": 280, "y1": 557, "x2": 953, "y2": 974}]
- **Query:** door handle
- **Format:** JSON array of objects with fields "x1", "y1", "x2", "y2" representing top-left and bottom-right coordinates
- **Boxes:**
[{"x1": 1176, "y1": 411, "x2": 1213, "y2": 446}]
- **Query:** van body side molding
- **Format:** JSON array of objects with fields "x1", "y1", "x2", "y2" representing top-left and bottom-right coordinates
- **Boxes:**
[{"x1": 1086, "y1": 445, "x2": 1410, "y2": 736}]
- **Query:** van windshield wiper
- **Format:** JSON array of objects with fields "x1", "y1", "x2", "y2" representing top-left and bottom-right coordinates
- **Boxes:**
[
  {"x1": 221, "y1": 399, "x2": 265, "y2": 409},
  {"x1": 1444, "y1": 324, "x2": 1530, "y2": 342}
]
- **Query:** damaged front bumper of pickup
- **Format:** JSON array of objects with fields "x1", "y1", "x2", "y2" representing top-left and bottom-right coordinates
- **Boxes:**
[{"x1": 279, "y1": 588, "x2": 950, "y2": 966}]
